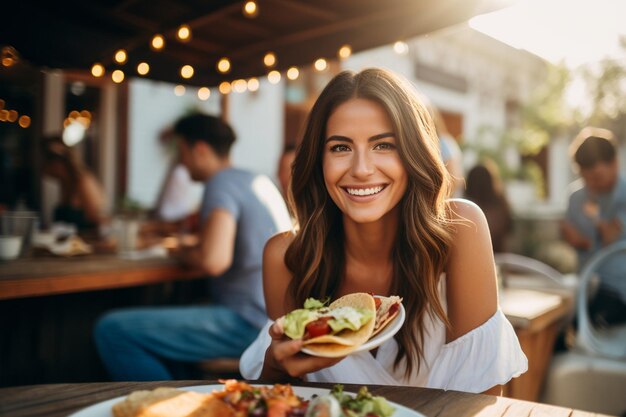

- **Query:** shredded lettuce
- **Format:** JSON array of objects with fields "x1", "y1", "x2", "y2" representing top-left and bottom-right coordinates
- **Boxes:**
[{"x1": 329, "y1": 385, "x2": 395, "y2": 417}]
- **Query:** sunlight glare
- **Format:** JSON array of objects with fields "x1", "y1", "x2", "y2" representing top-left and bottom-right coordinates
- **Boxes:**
[{"x1": 469, "y1": 0, "x2": 626, "y2": 67}]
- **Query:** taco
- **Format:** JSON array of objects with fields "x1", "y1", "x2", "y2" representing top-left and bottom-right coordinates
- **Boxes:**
[
  {"x1": 279, "y1": 292, "x2": 376, "y2": 357},
  {"x1": 372, "y1": 295, "x2": 403, "y2": 337}
]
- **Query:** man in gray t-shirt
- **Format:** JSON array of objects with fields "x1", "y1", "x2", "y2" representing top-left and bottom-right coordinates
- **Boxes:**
[
  {"x1": 94, "y1": 114, "x2": 291, "y2": 381},
  {"x1": 562, "y1": 127, "x2": 626, "y2": 326}
]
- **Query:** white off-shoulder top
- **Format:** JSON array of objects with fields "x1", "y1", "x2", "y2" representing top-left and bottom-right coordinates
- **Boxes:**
[{"x1": 240, "y1": 281, "x2": 528, "y2": 393}]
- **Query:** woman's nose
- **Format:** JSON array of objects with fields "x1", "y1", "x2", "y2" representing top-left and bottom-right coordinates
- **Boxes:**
[{"x1": 351, "y1": 150, "x2": 375, "y2": 178}]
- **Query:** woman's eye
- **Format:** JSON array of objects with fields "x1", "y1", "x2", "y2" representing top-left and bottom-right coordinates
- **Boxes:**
[
  {"x1": 330, "y1": 144, "x2": 351, "y2": 152},
  {"x1": 374, "y1": 142, "x2": 395, "y2": 150}
]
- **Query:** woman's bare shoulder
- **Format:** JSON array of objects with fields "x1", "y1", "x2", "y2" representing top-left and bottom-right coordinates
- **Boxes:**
[
  {"x1": 447, "y1": 198, "x2": 486, "y2": 224},
  {"x1": 265, "y1": 230, "x2": 295, "y2": 259}
]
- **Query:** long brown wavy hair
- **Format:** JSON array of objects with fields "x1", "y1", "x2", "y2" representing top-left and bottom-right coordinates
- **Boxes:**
[{"x1": 285, "y1": 68, "x2": 454, "y2": 376}]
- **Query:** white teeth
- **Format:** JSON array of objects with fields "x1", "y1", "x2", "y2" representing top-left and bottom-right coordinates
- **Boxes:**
[{"x1": 346, "y1": 186, "x2": 384, "y2": 196}]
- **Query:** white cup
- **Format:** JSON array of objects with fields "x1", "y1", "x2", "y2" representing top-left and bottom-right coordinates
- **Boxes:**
[
  {"x1": 0, "y1": 235, "x2": 23, "y2": 260},
  {"x1": 112, "y1": 218, "x2": 140, "y2": 254}
]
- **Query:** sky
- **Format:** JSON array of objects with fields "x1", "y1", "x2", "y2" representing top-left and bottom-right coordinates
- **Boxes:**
[{"x1": 469, "y1": 0, "x2": 626, "y2": 67}]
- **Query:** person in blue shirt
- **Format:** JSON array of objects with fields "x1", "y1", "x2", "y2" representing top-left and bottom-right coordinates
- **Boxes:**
[
  {"x1": 94, "y1": 113, "x2": 292, "y2": 380},
  {"x1": 561, "y1": 127, "x2": 626, "y2": 326}
]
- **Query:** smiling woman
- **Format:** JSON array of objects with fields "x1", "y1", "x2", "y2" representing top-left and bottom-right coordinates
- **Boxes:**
[{"x1": 239, "y1": 68, "x2": 527, "y2": 394}]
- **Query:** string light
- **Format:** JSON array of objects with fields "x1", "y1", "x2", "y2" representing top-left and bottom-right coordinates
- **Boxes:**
[
  {"x1": 247, "y1": 78, "x2": 260, "y2": 92},
  {"x1": 151, "y1": 35, "x2": 165, "y2": 50},
  {"x1": 18, "y1": 115, "x2": 31, "y2": 128},
  {"x1": 232, "y1": 79, "x2": 247, "y2": 93},
  {"x1": 112, "y1": 70, "x2": 125, "y2": 83},
  {"x1": 137, "y1": 62, "x2": 150, "y2": 75},
  {"x1": 314, "y1": 58, "x2": 327, "y2": 71},
  {"x1": 219, "y1": 82, "x2": 232, "y2": 94},
  {"x1": 243, "y1": 1, "x2": 258, "y2": 17},
  {"x1": 174, "y1": 85, "x2": 186, "y2": 96},
  {"x1": 7, "y1": 110, "x2": 18, "y2": 122},
  {"x1": 287, "y1": 67, "x2": 299, "y2": 80},
  {"x1": 91, "y1": 63, "x2": 105, "y2": 77},
  {"x1": 197, "y1": 87, "x2": 211, "y2": 100},
  {"x1": 263, "y1": 52, "x2": 276, "y2": 67},
  {"x1": 177, "y1": 25, "x2": 191, "y2": 41},
  {"x1": 268, "y1": 70, "x2": 281, "y2": 84},
  {"x1": 217, "y1": 58, "x2": 231, "y2": 73},
  {"x1": 181, "y1": 65, "x2": 194, "y2": 79},
  {"x1": 393, "y1": 41, "x2": 408, "y2": 55},
  {"x1": 114, "y1": 49, "x2": 127, "y2": 64},
  {"x1": 338, "y1": 45, "x2": 352, "y2": 59}
]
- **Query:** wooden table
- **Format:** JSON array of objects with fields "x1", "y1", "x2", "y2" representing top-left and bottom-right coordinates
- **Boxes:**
[
  {"x1": 500, "y1": 287, "x2": 574, "y2": 402},
  {"x1": 0, "y1": 255, "x2": 206, "y2": 300},
  {"x1": 0, "y1": 380, "x2": 608, "y2": 417}
]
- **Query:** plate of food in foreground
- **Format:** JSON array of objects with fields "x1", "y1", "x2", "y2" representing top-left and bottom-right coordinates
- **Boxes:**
[
  {"x1": 68, "y1": 379, "x2": 425, "y2": 417},
  {"x1": 278, "y1": 292, "x2": 405, "y2": 358}
]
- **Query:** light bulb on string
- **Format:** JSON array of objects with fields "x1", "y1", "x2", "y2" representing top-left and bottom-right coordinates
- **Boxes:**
[
  {"x1": 217, "y1": 58, "x2": 231, "y2": 73},
  {"x1": 114, "y1": 49, "x2": 127, "y2": 64},
  {"x1": 177, "y1": 25, "x2": 191, "y2": 42},
  {"x1": 151, "y1": 35, "x2": 165, "y2": 50},
  {"x1": 287, "y1": 67, "x2": 299, "y2": 80},
  {"x1": 243, "y1": 1, "x2": 258, "y2": 18},
  {"x1": 91, "y1": 63, "x2": 105, "y2": 77}
]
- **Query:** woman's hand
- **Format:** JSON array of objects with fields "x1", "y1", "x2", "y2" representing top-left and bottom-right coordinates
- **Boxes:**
[{"x1": 260, "y1": 321, "x2": 344, "y2": 381}]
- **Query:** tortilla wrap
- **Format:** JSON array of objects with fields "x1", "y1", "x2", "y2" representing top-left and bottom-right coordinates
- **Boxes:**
[
  {"x1": 301, "y1": 292, "x2": 376, "y2": 357},
  {"x1": 371, "y1": 295, "x2": 403, "y2": 337}
]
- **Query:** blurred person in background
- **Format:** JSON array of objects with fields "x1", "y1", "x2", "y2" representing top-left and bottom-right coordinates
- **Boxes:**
[
  {"x1": 94, "y1": 113, "x2": 292, "y2": 380},
  {"x1": 428, "y1": 105, "x2": 464, "y2": 197},
  {"x1": 41, "y1": 136, "x2": 106, "y2": 230},
  {"x1": 464, "y1": 160, "x2": 513, "y2": 253},
  {"x1": 277, "y1": 143, "x2": 296, "y2": 197},
  {"x1": 561, "y1": 127, "x2": 626, "y2": 327}
]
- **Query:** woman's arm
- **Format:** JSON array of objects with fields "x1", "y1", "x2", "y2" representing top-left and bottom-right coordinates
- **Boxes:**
[
  {"x1": 445, "y1": 199, "x2": 498, "y2": 341},
  {"x1": 76, "y1": 170, "x2": 106, "y2": 224},
  {"x1": 260, "y1": 233, "x2": 343, "y2": 380},
  {"x1": 446, "y1": 199, "x2": 502, "y2": 395}
]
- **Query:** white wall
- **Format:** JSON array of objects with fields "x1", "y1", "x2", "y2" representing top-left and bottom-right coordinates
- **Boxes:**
[
  {"x1": 127, "y1": 79, "x2": 219, "y2": 208},
  {"x1": 127, "y1": 77, "x2": 285, "y2": 209},
  {"x1": 228, "y1": 78, "x2": 285, "y2": 181}
]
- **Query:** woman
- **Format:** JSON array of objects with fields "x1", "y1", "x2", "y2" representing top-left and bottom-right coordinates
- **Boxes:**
[
  {"x1": 42, "y1": 137, "x2": 105, "y2": 230},
  {"x1": 464, "y1": 161, "x2": 513, "y2": 253},
  {"x1": 240, "y1": 69, "x2": 527, "y2": 394}
]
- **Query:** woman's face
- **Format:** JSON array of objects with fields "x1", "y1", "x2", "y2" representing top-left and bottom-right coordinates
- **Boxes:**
[{"x1": 323, "y1": 98, "x2": 408, "y2": 224}]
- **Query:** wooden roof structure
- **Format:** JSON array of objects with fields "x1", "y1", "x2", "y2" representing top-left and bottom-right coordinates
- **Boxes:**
[{"x1": 2, "y1": 0, "x2": 508, "y2": 86}]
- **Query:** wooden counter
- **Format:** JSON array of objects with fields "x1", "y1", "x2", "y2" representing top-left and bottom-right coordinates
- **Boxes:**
[{"x1": 0, "y1": 255, "x2": 206, "y2": 300}]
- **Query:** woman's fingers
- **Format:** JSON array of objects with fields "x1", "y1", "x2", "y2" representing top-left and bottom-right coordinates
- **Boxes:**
[
  {"x1": 267, "y1": 319, "x2": 345, "y2": 378},
  {"x1": 268, "y1": 320, "x2": 285, "y2": 340}
]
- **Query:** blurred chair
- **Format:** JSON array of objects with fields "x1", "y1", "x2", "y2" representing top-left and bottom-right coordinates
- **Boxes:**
[
  {"x1": 541, "y1": 241, "x2": 626, "y2": 416},
  {"x1": 494, "y1": 252, "x2": 569, "y2": 289}
]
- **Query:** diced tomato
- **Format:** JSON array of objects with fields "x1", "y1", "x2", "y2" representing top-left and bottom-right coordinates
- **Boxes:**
[
  {"x1": 304, "y1": 317, "x2": 332, "y2": 339},
  {"x1": 374, "y1": 298, "x2": 382, "y2": 310},
  {"x1": 388, "y1": 303, "x2": 399, "y2": 316}
]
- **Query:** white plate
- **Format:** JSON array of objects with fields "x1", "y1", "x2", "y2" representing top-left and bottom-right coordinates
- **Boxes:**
[
  {"x1": 68, "y1": 384, "x2": 424, "y2": 417},
  {"x1": 301, "y1": 298, "x2": 406, "y2": 357}
]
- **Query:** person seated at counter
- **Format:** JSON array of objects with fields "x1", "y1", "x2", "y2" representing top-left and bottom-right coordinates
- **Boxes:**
[
  {"x1": 561, "y1": 127, "x2": 626, "y2": 327},
  {"x1": 94, "y1": 113, "x2": 292, "y2": 381},
  {"x1": 41, "y1": 136, "x2": 106, "y2": 230}
]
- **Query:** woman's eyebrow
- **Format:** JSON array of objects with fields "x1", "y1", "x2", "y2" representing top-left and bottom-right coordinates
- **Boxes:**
[{"x1": 325, "y1": 132, "x2": 395, "y2": 143}]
